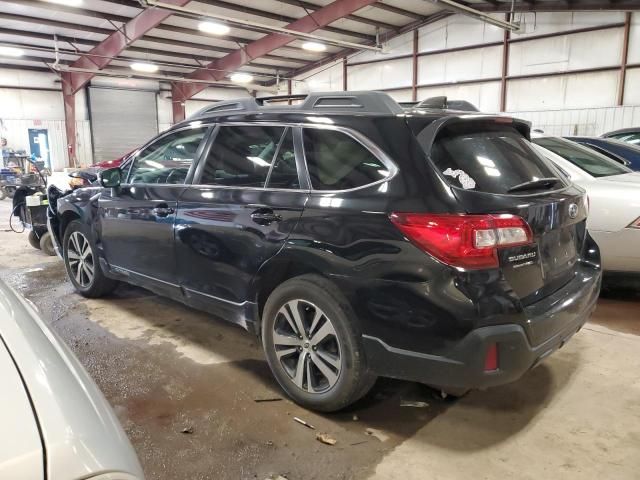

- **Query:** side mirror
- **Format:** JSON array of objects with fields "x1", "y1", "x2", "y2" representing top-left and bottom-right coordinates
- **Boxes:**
[{"x1": 100, "y1": 167, "x2": 122, "y2": 188}]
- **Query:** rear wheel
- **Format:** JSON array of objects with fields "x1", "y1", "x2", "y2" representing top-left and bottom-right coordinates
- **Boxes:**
[
  {"x1": 63, "y1": 220, "x2": 118, "y2": 297},
  {"x1": 262, "y1": 275, "x2": 376, "y2": 412},
  {"x1": 27, "y1": 231, "x2": 41, "y2": 249}
]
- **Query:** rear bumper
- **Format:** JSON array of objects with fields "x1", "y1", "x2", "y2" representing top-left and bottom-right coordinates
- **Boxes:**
[{"x1": 363, "y1": 263, "x2": 601, "y2": 390}]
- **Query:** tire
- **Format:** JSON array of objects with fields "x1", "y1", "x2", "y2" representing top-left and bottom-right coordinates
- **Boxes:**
[
  {"x1": 0, "y1": 188, "x2": 6, "y2": 201},
  {"x1": 39, "y1": 232, "x2": 56, "y2": 256},
  {"x1": 261, "y1": 274, "x2": 376, "y2": 412},
  {"x1": 28, "y1": 231, "x2": 41, "y2": 249},
  {"x1": 63, "y1": 220, "x2": 118, "y2": 298}
]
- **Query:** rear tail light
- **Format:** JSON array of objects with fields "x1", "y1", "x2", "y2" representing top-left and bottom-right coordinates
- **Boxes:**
[
  {"x1": 484, "y1": 344, "x2": 499, "y2": 372},
  {"x1": 389, "y1": 213, "x2": 533, "y2": 269},
  {"x1": 628, "y1": 217, "x2": 640, "y2": 229}
]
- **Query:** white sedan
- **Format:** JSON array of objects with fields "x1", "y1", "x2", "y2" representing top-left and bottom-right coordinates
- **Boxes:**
[
  {"x1": 0, "y1": 280, "x2": 144, "y2": 480},
  {"x1": 532, "y1": 136, "x2": 640, "y2": 274}
]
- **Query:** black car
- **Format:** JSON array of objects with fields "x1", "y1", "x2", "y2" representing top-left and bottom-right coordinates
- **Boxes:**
[
  {"x1": 567, "y1": 136, "x2": 640, "y2": 171},
  {"x1": 47, "y1": 92, "x2": 602, "y2": 412}
]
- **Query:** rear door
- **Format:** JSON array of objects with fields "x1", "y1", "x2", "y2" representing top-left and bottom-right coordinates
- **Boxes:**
[
  {"x1": 98, "y1": 126, "x2": 209, "y2": 297},
  {"x1": 416, "y1": 119, "x2": 587, "y2": 306},
  {"x1": 175, "y1": 125, "x2": 307, "y2": 319}
]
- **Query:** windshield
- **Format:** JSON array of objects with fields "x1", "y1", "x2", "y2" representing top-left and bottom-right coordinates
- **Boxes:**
[
  {"x1": 533, "y1": 137, "x2": 632, "y2": 177},
  {"x1": 424, "y1": 123, "x2": 567, "y2": 194}
]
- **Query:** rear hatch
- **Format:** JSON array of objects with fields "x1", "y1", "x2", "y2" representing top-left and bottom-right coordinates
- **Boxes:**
[{"x1": 409, "y1": 117, "x2": 588, "y2": 307}]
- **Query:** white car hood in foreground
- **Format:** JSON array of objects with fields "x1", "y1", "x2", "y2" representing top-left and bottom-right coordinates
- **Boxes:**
[{"x1": 0, "y1": 282, "x2": 144, "y2": 480}]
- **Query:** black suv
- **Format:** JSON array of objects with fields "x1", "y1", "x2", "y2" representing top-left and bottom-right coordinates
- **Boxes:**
[{"x1": 48, "y1": 92, "x2": 602, "y2": 411}]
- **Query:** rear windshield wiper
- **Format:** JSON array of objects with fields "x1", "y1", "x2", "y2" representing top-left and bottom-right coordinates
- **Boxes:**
[{"x1": 507, "y1": 177, "x2": 562, "y2": 193}]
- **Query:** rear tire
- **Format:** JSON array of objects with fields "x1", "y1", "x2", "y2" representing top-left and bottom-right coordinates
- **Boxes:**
[
  {"x1": 27, "y1": 231, "x2": 41, "y2": 249},
  {"x1": 39, "y1": 232, "x2": 56, "y2": 256},
  {"x1": 261, "y1": 274, "x2": 376, "y2": 412},
  {"x1": 63, "y1": 220, "x2": 118, "y2": 298}
]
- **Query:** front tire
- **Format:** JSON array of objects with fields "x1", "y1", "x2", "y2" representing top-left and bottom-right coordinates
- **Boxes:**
[
  {"x1": 39, "y1": 232, "x2": 56, "y2": 256},
  {"x1": 262, "y1": 274, "x2": 376, "y2": 412},
  {"x1": 63, "y1": 220, "x2": 118, "y2": 298}
]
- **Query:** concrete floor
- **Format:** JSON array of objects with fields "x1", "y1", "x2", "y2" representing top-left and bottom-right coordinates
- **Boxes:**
[{"x1": 1, "y1": 199, "x2": 639, "y2": 480}]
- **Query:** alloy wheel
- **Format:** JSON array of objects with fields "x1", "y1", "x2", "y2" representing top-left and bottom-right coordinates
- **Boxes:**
[
  {"x1": 67, "y1": 231, "x2": 95, "y2": 287},
  {"x1": 271, "y1": 299, "x2": 342, "y2": 393}
]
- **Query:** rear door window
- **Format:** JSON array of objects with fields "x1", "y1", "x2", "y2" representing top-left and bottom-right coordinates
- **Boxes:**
[
  {"x1": 265, "y1": 129, "x2": 299, "y2": 189},
  {"x1": 302, "y1": 128, "x2": 389, "y2": 190},
  {"x1": 200, "y1": 125, "x2": 285, "y2": 187},
  {"x1": 426, "y1": 123, "x2": 564, "y2": 194}
]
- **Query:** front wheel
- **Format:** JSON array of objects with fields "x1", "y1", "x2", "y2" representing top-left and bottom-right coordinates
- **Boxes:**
[
  {"x1": 261, "y1": 275, "x2": 376, "y2": 412},
  {"x1": 63, "y1": 220, "x2": 118, "y2": 298}
]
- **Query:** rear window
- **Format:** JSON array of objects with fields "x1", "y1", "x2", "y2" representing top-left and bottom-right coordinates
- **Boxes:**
[
  {"x1": 533, "y1": 137, "x2": 631, "y2": 178},
  {"x1": 426, "y1": 123, "x2": 564, "y2": 194}
]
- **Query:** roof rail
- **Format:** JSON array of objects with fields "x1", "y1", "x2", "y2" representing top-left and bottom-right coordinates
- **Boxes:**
[{"x1": 187, "y1": 91, "x2": 403, "y2": 119}]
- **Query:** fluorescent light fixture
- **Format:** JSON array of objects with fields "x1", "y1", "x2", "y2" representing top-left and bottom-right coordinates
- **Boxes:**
[
  {"x1": 230, "y1": 72, "x2": 253, "y2": 84},
  {"x1": 198, "y1": 21, "x2": 230, "y2": 35},
  {"x1": 44, "y1": 0, "x2": 83, "y2": 5},
  {"x1": 130, "y1": 62, "x2": 158, "y2": 73},
  {"x1": 0, "y1": 46, "x2": 24, "y2": 57},
  {"x1": 302, "y1": 42, "x2": 326, "y2": 52}
]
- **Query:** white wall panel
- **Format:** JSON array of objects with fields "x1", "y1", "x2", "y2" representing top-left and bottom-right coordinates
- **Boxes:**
[
  {"x1": 507, "y1": 71, "x2": 619, "y2": 111},
  {"x1": 514, "y1": 12, "x2": 625, "y2": 38},
  {"x1": 628, "y1": 12, "x2": 640, "y2": 64},
  {"x1": 510, "y1": 105, "x2": 640, "y2": 136},
  {"x1": 418, "y1": 14, "x2": 503, "y2": 52},
  {"x1": 353, "y1": 31, "x2": 413, "y2": 64},
  {"x1": 418, "y1": 45, "x2": 502, "y2": 85},
  {"x1": 294, "y1": 61, "x2": 343, "y2": 93},
  {"x1": 348, "y1": 57, "x2": 412, "y2": 91},
  {"x1": 623, "y1": 68, "x2": 640, "y2": 105},
  {"x1": 509, "y1": 29, "x2": 623, "y2": 76},
  {"x1": 417, "y1": 81, "x2": 501, "y2": 112}
]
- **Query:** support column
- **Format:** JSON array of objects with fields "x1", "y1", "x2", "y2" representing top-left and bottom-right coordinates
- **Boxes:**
[
  {"x1": 171, "y1": 83, "x2": 186, "y2": 124},
  {"x1": 412, "y1": 29, "x2": 419, "y2": 102},
  {"x1": 343, "y1": 57, "x2": 348, "y2": 91},
  {"x1": 287, "y1": 79, "x2": 292, "y2": 105},
  {"x1": 499, "y1": 13, "x2": 511, "y2": 113},
  {"x1": 61, "y1": 72, "x2": 77, "y2": 168},
  {"x1": 618, "y1": 12, "x2": 631, "y2": 106}
]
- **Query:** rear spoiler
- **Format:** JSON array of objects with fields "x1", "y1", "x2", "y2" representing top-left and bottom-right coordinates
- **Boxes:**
[{"x1": 413, "y1": 115, "x2": 533, "y2": 154}]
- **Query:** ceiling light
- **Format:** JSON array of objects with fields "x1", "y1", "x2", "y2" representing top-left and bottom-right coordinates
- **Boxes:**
[
  {"x1": 130, "y1": 62, "x2": 158, "y2": 73},
  {"x1": 198, "y1": 21, "x2": 230, "y2": 35},
  {"x1": 230, "y1": 72, "x2": 253, "y2": 84},
  {"x1": 0, "y1": 46, "x2": 24, "y2": 57},
  {"x1": 302, "y1": 42, "x2": 326, "y2": 52},
  {"x1": 44, "y1": 0, "x2": 83, "y2": 5}
]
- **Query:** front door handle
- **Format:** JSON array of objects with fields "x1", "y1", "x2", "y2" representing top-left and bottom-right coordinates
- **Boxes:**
[
  {"x1": 152, "y1": 205, "x2": 175, "y2": 217},
  {"x1": 250, "y1": 209, "x2": 281, "y2": 225}
]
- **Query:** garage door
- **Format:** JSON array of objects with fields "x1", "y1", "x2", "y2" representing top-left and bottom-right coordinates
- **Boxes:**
[{"x1": 89, "y1": 87, "x2": 158, "y2": 163}]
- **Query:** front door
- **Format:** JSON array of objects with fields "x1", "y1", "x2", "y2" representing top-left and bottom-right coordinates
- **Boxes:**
[
  {"x1": 98, "y1": 125, "x2": 210, "y2": 297},
  {"x1": 175, "y1": 125, "x2": 307, "y2": 321}
]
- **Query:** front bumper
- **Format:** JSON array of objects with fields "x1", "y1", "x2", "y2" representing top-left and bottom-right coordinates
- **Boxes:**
[{"x1": 363, "y1": 263, "x2": 601, "y2": 390}]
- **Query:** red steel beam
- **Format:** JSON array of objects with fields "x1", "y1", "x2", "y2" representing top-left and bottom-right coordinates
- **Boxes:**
[
  {"x1": 65, "y1": 0, "x2": 191, "y2": 94},
  {"x1": 618, "y1": 12, "x2": 631, "y2": 106},
  {"x1": 61, "y1": 72, "x2": 78, "y2": 168},
  {"x1": 172, "y1": 0, "x2": 379, "y2": 122}
]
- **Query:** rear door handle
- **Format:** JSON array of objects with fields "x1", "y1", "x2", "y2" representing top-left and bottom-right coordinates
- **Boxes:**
[
  {"x1": 152, "y1": 205, "x2": 175, "y2": 217},
  {"x1": 250, "y1": 209, "x2": 281, "y2": 224}
]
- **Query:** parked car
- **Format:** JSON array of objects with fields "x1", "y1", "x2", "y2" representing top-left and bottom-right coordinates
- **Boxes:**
[
  {"x1": 48, "y1": 92, "x2": 601, "y2": 412},
  {"x1": 69, "y1": 152, "x2": 134, "y2": 189},
  {"x1": 0, "y1": 280, "x2": 144, "y2": 479},
  {"x1": 602, "y1": 127, "x2": 640, "y2": 145},
  {"x1": 566, "y1": 136, "x2": 640, "y2": 170},
  {"x1": 532, "y1": 136, "x2": 640, "y2": 274}
]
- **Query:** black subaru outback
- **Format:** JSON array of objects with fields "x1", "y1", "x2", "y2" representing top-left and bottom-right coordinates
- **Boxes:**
[{"x1": 48, "y1": 91, "x2": 601, "y2": 412}]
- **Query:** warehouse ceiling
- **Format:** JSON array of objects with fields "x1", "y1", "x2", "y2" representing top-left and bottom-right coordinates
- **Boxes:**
[{"x1": 0, "y1": 0, "x2": 637, "y2": 90}]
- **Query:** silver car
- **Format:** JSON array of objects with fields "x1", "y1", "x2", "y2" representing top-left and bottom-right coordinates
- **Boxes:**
[
  {"x1": 532, "y1": 136, "x2": 640, "y2": 273},
  {"x1": 0, "y1": 280, "x2": 144, "y2": 480}
]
